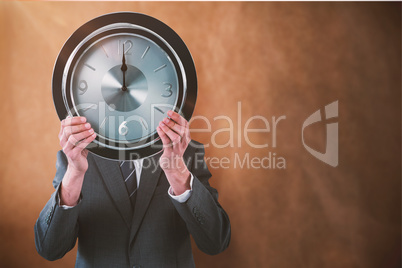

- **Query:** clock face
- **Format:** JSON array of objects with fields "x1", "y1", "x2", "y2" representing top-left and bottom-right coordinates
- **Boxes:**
[
  {"x1": 71, "y1": 33, "x2": 179, "y2": 143},
  {"x1": 53, "y1": 13, "x2": 197, "y2": 160}
]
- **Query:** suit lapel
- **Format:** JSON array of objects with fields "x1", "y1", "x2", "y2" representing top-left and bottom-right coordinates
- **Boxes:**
[
  {"x1": 90, "y1": 153, "x2": 133, "y2": 228},
  {"x1": 130, "y1": 153, "x2": 162, "y2": 242}
]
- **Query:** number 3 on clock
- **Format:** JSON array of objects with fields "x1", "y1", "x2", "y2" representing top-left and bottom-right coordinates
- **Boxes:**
[{"x1": 161, "y1": 82, "x2": 173, "y2": 98}]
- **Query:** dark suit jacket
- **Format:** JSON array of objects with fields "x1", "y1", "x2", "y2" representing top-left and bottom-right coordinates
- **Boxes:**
[{"x1": 34, "y1": 141, "x2": 231, "y2": 267}]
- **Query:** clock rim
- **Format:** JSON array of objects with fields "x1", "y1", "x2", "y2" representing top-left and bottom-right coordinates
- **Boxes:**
[
  {"x1": 52, "y1": 12, "x2": 197, "y2": 160},
  {"x1": 65, "y1": 28, "x2": 185, "y2": 149}
]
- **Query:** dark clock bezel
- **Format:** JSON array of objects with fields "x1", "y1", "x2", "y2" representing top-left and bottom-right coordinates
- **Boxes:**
[{"x1": 52, "y1": 12, "x2": 197, "y2": 160}]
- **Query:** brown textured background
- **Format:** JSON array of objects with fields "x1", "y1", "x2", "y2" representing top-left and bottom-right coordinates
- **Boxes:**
[{"x1": 0, "y1": 2, "x2": 400, "y2": 268}]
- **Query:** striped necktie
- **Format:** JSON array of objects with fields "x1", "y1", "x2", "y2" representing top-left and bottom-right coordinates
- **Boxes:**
[{"x1": 120, "y1": 161, "x2": 137, "y2": 208}]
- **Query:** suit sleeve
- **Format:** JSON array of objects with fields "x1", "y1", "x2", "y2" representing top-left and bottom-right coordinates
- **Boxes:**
[
  {"x1": 170, "y1": 142, "x2": 231, "y2": 255},
  {"x1": 34, "y1": 150, "x2": 80, "y2": 261}
]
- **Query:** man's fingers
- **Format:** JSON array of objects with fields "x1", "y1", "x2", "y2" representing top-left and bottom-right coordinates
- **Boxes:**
[
  {"x1": 162, "y1": 117, "x2": 186, "y2": 137},
  {"x1": 167, "y1": 110, "x2": 188, "y2": 128},
  {"x1": 72, "y1": 132, "x2": 97, "y2": 151},
  {"x1": 60, "y1": 117, "x2": 89, "y2": 145},
  {"x1": 159, "y1": 121, "x2": 181, "y2": 144},
  {"x1": 59, "y1": 124, "x2": 65, "y2": 141},
  {"x1": 67, "y1": 129, "x2": 95, "y2": 147},
  {"x1": 62, "y1": 116, "x2": 87, "y2": 127},
  {"x1": 65, "y1": 133, "x2": 96, "y2": 159},
  {"x1": 161, "y1": 113, "x2": 191, "y2": 147},
  {"x1": 157, "y1": 126, "x2": 172, "y2": 146},
  {"x1": 64, "y1": 131, "x2": 96, "y2": 152},
  {"x1": 161, "y1": 110, "x2": 190, "y2": 141},
  {"x1": 64, "y1": 123, "x2": 92, "y2": 137}
]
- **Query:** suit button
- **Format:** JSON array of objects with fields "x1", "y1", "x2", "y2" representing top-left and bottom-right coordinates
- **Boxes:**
[
  {"x1": 197, "y1": 216, "x2": 205, "y2": 224},
  {"x1": 193, "y1": 207, "x2": 200, "y2": 217}
]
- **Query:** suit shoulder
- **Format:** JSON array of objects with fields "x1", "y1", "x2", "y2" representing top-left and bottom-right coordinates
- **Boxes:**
[
  {"x1": 189, "y1": 140, "x2": 204, "y2": 147},
  {"x1": 183, "y1": 140, "x2": 205, "y2": 160},
  {"x1": 187, "y1": 140, "x2": 205, "y2": 152}
]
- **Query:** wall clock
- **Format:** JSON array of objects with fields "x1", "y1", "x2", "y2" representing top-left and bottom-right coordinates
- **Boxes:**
[{"x1": 52, "y1": 12, "x2": 197, "y2": 160}]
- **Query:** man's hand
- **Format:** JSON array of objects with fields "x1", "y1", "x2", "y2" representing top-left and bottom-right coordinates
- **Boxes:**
[
  {"x1": 157, "y1": 111, "x2": 191, "y2": 196},
  {"x1": 59, "y1": 116, "x2": 96, "y2": 173},
  {"x1": 58, "y1": 116, "x2": 96, "y2": 206}
]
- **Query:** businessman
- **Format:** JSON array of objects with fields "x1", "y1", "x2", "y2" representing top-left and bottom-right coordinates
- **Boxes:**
[{"x1": 34, "y1": 110, "x2": 231, "y2": 267}]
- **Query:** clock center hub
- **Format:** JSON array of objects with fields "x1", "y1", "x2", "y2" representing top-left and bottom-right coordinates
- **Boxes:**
[{"x1": 101, "y1": 65, "x2": 148, "y2": 112}]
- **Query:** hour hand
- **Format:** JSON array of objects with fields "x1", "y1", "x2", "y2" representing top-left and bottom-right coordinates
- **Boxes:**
[
  {"x1": 121, "y1": 44, "x2": 127, "y2": 72},
  {"x1": 121, "y1": 44, "x2": 127, "y2": 90}
]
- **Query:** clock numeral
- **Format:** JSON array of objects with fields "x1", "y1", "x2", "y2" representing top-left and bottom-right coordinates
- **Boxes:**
[
  {"x1": 154, "y1": 106, "x2": 165, "y2": 114},
  {"x1": 161, "y1": 82, "x2": 173, "y2": 98},
  {"x1": 81, "y1": 104, "x2": 96, "y2": 112},
  {"x1": 141, "y1": 46, "x2": 150, "y2": 59},
  {"x1": 154, "y1": 64, "x2": 167, "y2": 72},
  {"x1": 78, "y1": 80, "x2": 88, "y2": 95},
  {"x1": 153, "y1": 105, "x2": 174, "y2": 115},
  {"x1": 101, "y1": 45, "x2": 109, "y2": 58},
  {"x1": 118, "y1": 40, "x2": 133, "y2": 55},
  {"x1": 140, "y1": 118, "x2": 148, "y2": 130},
  {"x1": 84, "y1": 63, "x2": 96, "y2": 71},
  {"x1": 100, "y1": 118, "x2": 107, "y2": 130},
  {"x1": 119, "y1": 121, "x2": 129, "y2": 136}
]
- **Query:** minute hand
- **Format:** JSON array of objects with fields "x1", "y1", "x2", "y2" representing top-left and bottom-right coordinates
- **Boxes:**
[{"x1": 121, "y1": 44, "x2": 128, "y2": 91}]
